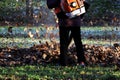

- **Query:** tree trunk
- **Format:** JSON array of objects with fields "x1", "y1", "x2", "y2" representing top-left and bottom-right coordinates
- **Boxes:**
[{"x1": 26, "y1": 0, "x2": 33, "y2": 26}]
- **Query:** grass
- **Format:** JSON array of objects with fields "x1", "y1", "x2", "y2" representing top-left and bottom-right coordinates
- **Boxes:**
[
  {"x1": 0, "y1": 26, "x2": 120, "y2": 79},
  {"x1": 0, "y1": 64, "x2": 120, "y2": 80},
  {"x1": 0, "y1": 37, "x2": 117, "y2": 48},
  {"x1": 0, "y1": 26, "x2": 120, "y2": 48}
]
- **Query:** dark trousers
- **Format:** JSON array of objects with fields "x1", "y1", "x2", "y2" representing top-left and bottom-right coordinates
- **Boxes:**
[{"x1": 59, "y1": 27, "x2": 86, "y2": 65}]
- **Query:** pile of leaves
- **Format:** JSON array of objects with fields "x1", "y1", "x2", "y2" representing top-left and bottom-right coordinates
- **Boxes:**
[{"x1": 0, "y1": 40, "x2": 120, "y2": 68}]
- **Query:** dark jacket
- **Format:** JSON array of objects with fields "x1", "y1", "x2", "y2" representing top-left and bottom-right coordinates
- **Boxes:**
[
  {"x1": 47, "y1": 0, "x2": 90, "y2": 27},
  {"x1": 58, "y1": 15, "x2": 81, "y2": 27}
]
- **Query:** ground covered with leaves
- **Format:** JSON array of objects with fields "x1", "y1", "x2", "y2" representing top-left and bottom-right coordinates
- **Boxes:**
[
  {"x1": 0, "y1": 41, "x2": 120, "y2": 80},
  {"x1": 0, "y1": 40, "x2": 120, "y2": 67},
  {"x1": 0, "y1": 26, "x2": 120, "y2": 79}
]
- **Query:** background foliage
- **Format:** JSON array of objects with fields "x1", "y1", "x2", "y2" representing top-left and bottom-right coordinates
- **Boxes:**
[{"x1": 0, "y1": 0, "x2": 120, "y2": 26}]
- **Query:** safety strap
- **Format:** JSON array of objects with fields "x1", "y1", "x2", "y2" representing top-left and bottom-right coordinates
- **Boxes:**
[{"x1": 76, "y1": 0, "x2": 84, "y2": 12}]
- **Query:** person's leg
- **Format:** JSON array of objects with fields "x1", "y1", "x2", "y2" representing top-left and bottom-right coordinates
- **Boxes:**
[
  {"x1": 70, "y1": 27, "x2": 86, "y2": 63},
  {"x1": 67, "y1": 31, "x2": 73, "y2": 47},
  {"x1": 59, "y1": 27, "x2": 70, "y2": 66}
]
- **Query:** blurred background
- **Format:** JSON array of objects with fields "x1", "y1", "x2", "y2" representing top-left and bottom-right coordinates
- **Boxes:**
[
  {"x1": 0, "y1": 0, "x2": 120, "y2": 27},
  {"x1": 0, "y1": 0, "x2": 120, "y2": 48}
]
